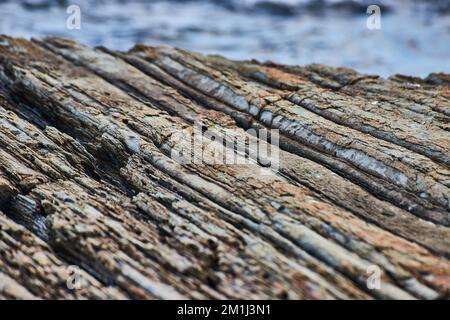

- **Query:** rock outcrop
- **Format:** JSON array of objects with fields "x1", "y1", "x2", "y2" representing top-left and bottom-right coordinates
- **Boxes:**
[{"x1": 0, "y1": 36, "x2": 448, "y2": 299}]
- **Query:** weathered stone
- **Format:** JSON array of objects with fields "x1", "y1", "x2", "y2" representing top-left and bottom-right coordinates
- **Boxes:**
[{"x1": 0, "y1": 36, "x2": 448, "y2": 300}]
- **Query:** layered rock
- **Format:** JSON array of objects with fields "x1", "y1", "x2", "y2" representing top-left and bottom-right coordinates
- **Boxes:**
[{"x1": 0, "y1": 36, "x2": 448, "y2": 299}]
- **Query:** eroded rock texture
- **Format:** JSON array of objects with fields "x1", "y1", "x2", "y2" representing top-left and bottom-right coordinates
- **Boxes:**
[{"x1": 0, "y1": 36, "x2": 449, "y2": 300}]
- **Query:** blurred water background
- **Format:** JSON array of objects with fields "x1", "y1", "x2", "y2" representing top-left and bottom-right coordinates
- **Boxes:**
[{"x1": 0, "y1": 0, "x2": 449, "y2": 77}]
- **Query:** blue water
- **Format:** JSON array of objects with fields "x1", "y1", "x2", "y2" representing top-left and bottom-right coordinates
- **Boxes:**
[{"x1": 0, "y1": 0, "x2": 449, "y2": 77}]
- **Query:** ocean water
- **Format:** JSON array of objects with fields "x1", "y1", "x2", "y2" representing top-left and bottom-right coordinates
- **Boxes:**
[{"x1": 0, "y1": 0, "x2": 449, "y2": 77}]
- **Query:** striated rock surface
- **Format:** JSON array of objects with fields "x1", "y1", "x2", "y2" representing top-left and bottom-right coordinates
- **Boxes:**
[{"x1": 0, "y1": 36, "x2": 448, "y2": 300}]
